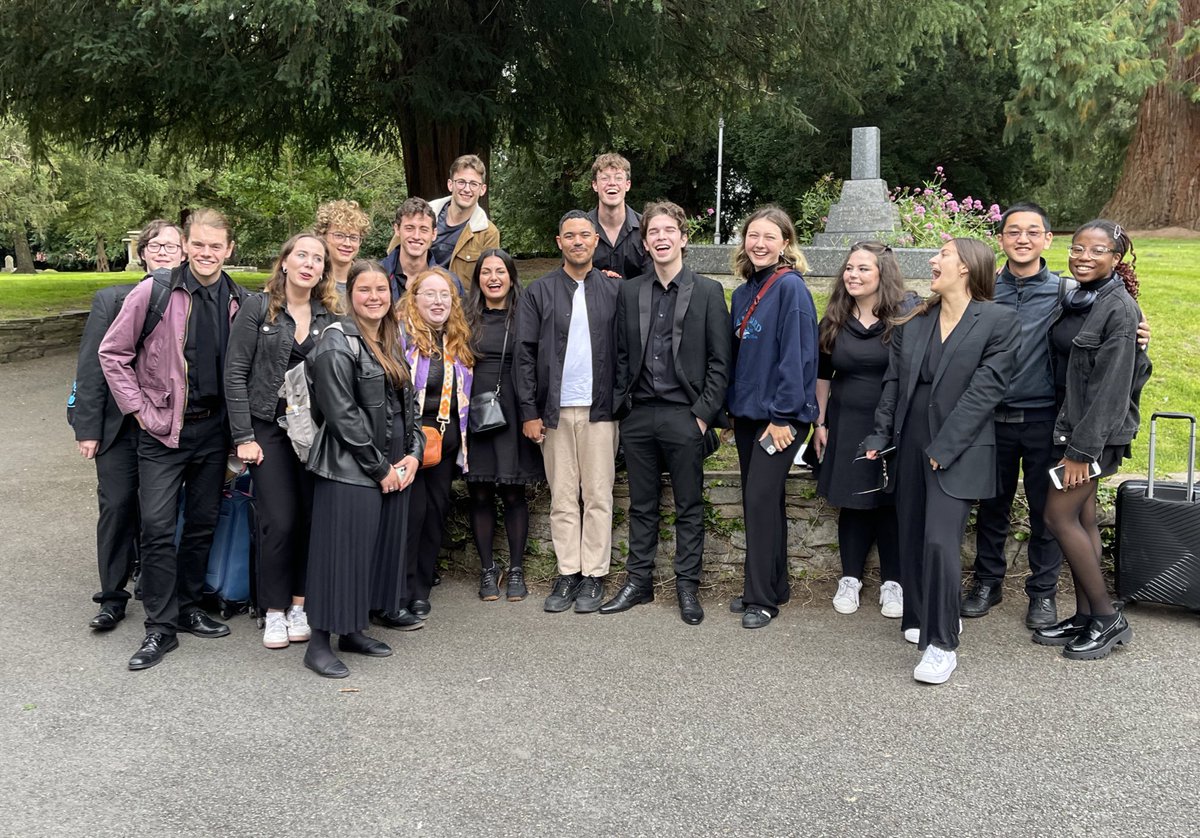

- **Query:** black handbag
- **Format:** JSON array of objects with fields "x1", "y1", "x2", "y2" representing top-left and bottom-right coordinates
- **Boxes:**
[{"x1": 469, "y1": 324, "x2": 508, "y2": 434}]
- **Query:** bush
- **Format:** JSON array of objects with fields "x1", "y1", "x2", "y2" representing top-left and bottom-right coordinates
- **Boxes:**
[
  {"x1": 889, "y1": 167, "x2": 1003, "y2": 251},
  {"x1": 795, "y1": 173, "x2": 842, "y2": 243}
]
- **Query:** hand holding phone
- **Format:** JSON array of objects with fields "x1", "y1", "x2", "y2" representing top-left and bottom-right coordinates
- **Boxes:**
[
  {"x1": 1049, "y1": 459, "x2": 1101, "y2": 490},
  {"x1": 759, "y1": 423, "x2": 796, "y2": 455}
]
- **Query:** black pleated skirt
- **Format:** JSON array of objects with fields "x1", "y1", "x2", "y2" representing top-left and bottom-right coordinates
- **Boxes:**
[{"x1": 307, "y1": 478, "x2": 384, "y2": 635}]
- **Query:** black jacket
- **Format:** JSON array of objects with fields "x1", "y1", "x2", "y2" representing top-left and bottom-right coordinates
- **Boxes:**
[
  {"x1": 861, "y1": 300, "x2": 1018, "y2": 500},
  {"x1": 72, "y1": 284, "x2": 136, "y2": 454},
  {"x1": 613, "y1": 266, "x2": 732, "y2": 427},
  {"x1": 1050, "y1": 279, "x2": 1151, "y2": 462},
  {"x1": 305, "y1": 319, "x2": 425, "y2": 487},
  {"x1": 514, "y1": 266, "x2": 620, "y2": 428},
  {"x1": 224, "y1": 292, "x2": 338, "y2": 445}
]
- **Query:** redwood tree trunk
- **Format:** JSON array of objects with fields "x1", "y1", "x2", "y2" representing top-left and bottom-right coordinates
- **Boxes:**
[
  {"x1": 1102, "y1": 0, "x2": 1200, "y2": 230},
  {"x1": 95, "y1": 233, "x2": 110, "y2": 272},
  {"x1": 397, "y1": 113, "x2": 492, "y2": 209},
  {"x1": 12, "y1": 226, "x2": 35, "y2": 273}
]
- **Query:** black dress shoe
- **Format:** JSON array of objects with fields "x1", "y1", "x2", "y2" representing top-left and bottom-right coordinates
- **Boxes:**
[
  {"x1": 575, "y1": 576, "x2": 605, "y2": 613},
  {"x1": 432, "y1": 571, "x2": 442, "y2": 587},
  {"x1": 304, "y1": 646, "x2": 350, "y2": 679},
  {"x1": 90, "y1": 603, "x2": 125, "y2": 631},
  {"x1": 1025, "y1": 596, "x2": 1058, "y2": 629},
  {"x1": 371, "y1": 609, "x2": 426, "y2": 631},
  {"x1": 960, "y1": 582, "x2": 1003, "y2": 617},
  {"x1": 177, "y1": 610, "x2": 231, "y2": 638},
  {"x1": 337, "y1": 632, "x2": 393, "y2": 657},
  {"x1": 544, "y1": 573, "x2": 584, "y2": 613},
  {"x1": 128, "y1": 632, "x2": 179, "y2": 670},
  {"x1": 1063, "y1": 613, "x2": 1133, "y2": 660},
  {"x1": 741, "y1": 607, "x2": 773, "y2": 629},
  {"x1": 599, "y1": 582, "x2": 654, "y2": 614},
  {"x1": 677, "y1": 589, "x2": 704, "y2": 625},
  {"x1": 1032, "y1": 614, "x2": 1090, "y2": 647},
  {"x1": 410, "y1": 600, "x2": 431, "y2": 618},
  {"x1": 506, "y1": 566, "x2": 528, "y2": 602},
  {"x1": 729, "y1": 597, "x2": 745, "y2": 614}
]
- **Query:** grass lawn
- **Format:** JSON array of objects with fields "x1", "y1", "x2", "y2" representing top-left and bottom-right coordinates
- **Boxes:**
[{"x1": 0, "y1": 271, "x2": 269, "y2": 319}]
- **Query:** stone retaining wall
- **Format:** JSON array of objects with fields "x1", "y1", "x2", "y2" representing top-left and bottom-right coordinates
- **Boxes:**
[{"x1": 0, "y1": 312, "x2": 88, "y2": 363}]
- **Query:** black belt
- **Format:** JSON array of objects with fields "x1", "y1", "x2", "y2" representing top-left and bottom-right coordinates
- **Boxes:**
[{"x1": 183, "y1": 408, "x2": 216, "y2": 420}]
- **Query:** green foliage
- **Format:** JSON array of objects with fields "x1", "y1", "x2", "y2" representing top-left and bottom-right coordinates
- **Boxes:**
[
  {"x1": 889, "y1": 168, "x2": 1004, "y2": 251},
  {"x1": 794, "y1": 175, "x2": 842, "y2": 244}
]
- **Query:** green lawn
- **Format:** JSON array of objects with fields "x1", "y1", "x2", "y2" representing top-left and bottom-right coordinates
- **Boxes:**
[{"x1": 0, "y1": 271, "x2": 269, "y2": 319}]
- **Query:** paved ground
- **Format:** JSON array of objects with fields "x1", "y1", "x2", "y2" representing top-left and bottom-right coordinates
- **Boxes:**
[{"x1": 3, "y1": 351, "x2": 1199, "y2": 837}]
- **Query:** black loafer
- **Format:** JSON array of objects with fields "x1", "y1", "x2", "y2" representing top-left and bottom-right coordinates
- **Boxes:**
[
  {"x1": 304, "y1": 647, "x2": 350, "y2": 679},
  {"x1": 1025, "y1": 596, "x2": 1058, "y2": 629},
  {"x1": 128, "y1": 632, "x2": 179, "y2": 670},
  {"x1": 741, "y1": 607, "x2": 773, "y2": 629},
  {"x1": 1032, "y1": 614, "x2": 1089, "y2": 646},
  {"x1": 337, "y1": 632, "x2": 393, "y2": 657},
  {"x1": 729, "y1": 597, "x2": 745, "y2": 614},
  {"x1": 961, "y1": 582, "x2": 1003, "y2": 617},
  {"x1": 677, "y1": 589, "x2": 704, "y2": 625},
  {"x1": 177, "y1": 610, "x2": 230, "y2": 638},
  {"x1": 1063, "y1": 613, "x2": 1133, "y2": 660},
  {"x1": 599, "y1": 582, "x2": 654, "y2": 615},
  {"x1": 410, "y1": 600, "x2": 431, "y2": 618},
  {"x1": 90, "y1": 603, "x2": 125, "y2": 631},
  {"x1": 371, "y1": 609, "x2": 426, "y2": 631}
]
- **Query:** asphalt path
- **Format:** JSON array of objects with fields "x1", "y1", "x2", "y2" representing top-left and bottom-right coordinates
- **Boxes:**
[{"x1": 3, "y1": 352, "x2": 1198, "y2": 837}]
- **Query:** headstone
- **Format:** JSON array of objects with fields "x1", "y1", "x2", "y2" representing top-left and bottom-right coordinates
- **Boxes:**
[
  {"x1": 123, "y1": 230, "x2": 141, "y2": 271},
  {"x1": 850, "y1": 126, "x2": 880, "y2": 180},
  {"x1": 3, "y1": 255, "x2": 15, "y2": 273},
  {"x1": 810, "y1": 127, "x2": 899, "y2": 248}
]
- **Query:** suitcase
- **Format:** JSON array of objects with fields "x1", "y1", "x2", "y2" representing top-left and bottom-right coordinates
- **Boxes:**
[
  {"x1": 203, "y1": 471, "x2": 256, "y2": 618},
  {"x1": 1115, "y1": 412, "x2": 1200, "y2": 610}
]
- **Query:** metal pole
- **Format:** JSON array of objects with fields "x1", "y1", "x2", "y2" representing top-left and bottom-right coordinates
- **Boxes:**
[{"x1": 715, "y1": 115, "x2": 724, "y2": 244}]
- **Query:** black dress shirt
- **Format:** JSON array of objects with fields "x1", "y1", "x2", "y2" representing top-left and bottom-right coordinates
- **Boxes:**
[
  {"x1": 588, "y1": 205, "x2": 651, "y2": 280},
  {"x1": 633, "y1": 276, "x2": 688, "y2": 405},
  {"x1": 184, "y1": 268, "x2": 231, "y2": 413}
]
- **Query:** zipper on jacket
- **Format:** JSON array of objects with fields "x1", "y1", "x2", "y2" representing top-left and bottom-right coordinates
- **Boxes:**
[{"x1": 179, "y1": 290, "x2": 191, "y2": 436}]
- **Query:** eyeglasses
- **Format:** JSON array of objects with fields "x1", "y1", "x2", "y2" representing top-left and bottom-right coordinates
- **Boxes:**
[
  {"x1": 417, "y1": 290, "x2": 453, "y2": 302},
  {"x1": 145, "y1": 242, "x2": 182, "y2": 254},
  {"x1": 853, "y1": 447, "x2": 895, "y2": 494},
  {"x1": 452, "y1": 178, "x2": 484, "y2": 192},
  {"x1": 328, "y1": 232, "x2": 362, "y2": 245},
  {"x1": 1002, "y1": 229, "x2": 1046, "y2": 240},
  {"x1": 595, "y1": 174, "x2": 627, "y2": 185},
  {"x1": 1067, "y1": 245, "x2": 1116, "y2": 258}
]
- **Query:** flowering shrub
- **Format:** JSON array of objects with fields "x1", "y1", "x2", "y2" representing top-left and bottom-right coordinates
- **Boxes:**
[
  {"x1": 889, "y1": 167, "x2": 1003, "y2": 252},
  {"x1": 795, "y1": 173, "x2": 843, "y2": 243},
  {"x1": 684, "y1": 207, "x2": 717, "y2": 243}
]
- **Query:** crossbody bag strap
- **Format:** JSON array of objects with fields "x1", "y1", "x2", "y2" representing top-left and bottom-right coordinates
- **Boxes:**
[
  {"x1": 736, "y1": 266, "x2": 791, "y2": 339},
  {"x1": 436, "y1": 333, "x2": 454, "y2": 433},
  {"x1": 494, "y1": 324, "x2": 509, "y2": 397}
]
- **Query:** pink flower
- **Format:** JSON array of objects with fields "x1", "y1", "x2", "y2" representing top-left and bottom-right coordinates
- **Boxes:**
[
  {"x1": 935, "y1": 165, "x2": 944, "y2": 174},
  {"x1": 923, "y1": 188, "x2": 934, "y2": 197},
  {"x1": 941, "y1": 232, "x2": 952, "y2": 241},
  {"x1": 820, "y1": 216, "x2": 828, "y2": 223},
  {"x1": 706, "y1": 208, "x2": 715, "y2": 216},
  {"x1": 915, "y1": 205, "x2": 926, "y2": 216},
  {"x1": 925, "y1": 223, "x2": 934, "y2": 230},
  {"x1": 973, "y1": 199, "x2": 983, "y2": 211},
  {"x1": 946, "y1": 200, "x2": 960, "y2": 213}
]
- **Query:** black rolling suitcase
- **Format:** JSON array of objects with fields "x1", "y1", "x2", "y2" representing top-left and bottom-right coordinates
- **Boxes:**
[{"x1": 1115, "y1": 412, "x2": 1200, "y2": 610}]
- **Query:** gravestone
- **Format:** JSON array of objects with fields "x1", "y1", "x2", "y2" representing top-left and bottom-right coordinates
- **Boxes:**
[
  {"x1": 810, "y1": 127, "x2": 899, "y2": 248},
  {"x1": 3, "y1": 255, "x2": 15, "y2": 273},
  {"x1": 123, "y1": 230, "x2": 141, "y2": 271}
]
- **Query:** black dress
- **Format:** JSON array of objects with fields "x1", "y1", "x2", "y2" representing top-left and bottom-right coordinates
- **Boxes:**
[
  {"x1": 465, "y1": 307, "x2": 545, "y2": 485},
  {"x1": 816, "y1": 317, "x2": 897, "y2": 508}
]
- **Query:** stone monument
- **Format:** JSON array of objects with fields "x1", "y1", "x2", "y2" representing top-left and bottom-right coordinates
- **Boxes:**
[
  {"x1": 810, "y1": 127, "x2": 898, "y2": 248},
  {"x1": 123, "y1": 229, "x2": 141, "y2": 271},
  {"x1": 3, "y1": 255, "x2": 15, "y2": 273}
]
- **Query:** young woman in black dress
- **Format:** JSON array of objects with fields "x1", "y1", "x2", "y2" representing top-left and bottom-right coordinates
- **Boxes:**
[
  {"x1": 1033, "y1": 221, "x2": 1150, "y2": 660},
  {"x1": 303, "y1": 261, "x2": 424, "y2": 678},
  {"x1": 465, "y1": 249, "x2": 545, "y2": 602},
  {"x1": 812, "y1": 242, "x2": 912, "y2": 620}
]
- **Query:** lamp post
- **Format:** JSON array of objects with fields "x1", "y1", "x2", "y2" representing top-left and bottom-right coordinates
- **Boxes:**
[{"x1": 714, "y1": 115, "x2": 724, "y2": 244}]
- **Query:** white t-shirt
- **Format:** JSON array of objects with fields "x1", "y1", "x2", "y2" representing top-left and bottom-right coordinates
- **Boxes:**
[{"x1": 560, "y1": 280, "x2": 593, "y2": 407}]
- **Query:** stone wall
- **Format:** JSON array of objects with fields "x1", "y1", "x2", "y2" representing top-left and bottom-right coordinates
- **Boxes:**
[{"x1": 0, "y1": 312, "x2": 88, "y2": 364}]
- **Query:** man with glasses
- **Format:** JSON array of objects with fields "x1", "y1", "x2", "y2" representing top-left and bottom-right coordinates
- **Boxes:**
[
  {"x1": 429, "y1": 154, "x2": 501, "y2": 283},
  {"x1": 587, "y1": 152, "x2": 651, "y2": 280},
  {"x1": 382, "y1": 197, "x2": 465, "y2": 300}
]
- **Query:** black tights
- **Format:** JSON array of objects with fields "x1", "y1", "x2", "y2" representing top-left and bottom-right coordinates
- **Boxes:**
[
  {"x1": 1043, "y1": 479, "x2": 1113, "y2": 617},
  {"x1": 468, "y1": 482, "x2": 530, "y2": 570}
]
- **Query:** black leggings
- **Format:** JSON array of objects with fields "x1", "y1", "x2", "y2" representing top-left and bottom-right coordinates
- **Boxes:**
[
  {"x1": 1042, "y1": 479, "x2": 1113, "y2": 617},
  {"x1": 467, "y1": 482, "x2": 531, "y2": 570},
  {"x1": 249, "y1": 416, "x2": 313, "y2": 611},
  {"x1": 838, "y1": 505, "x2": 901, "y2": 583}
]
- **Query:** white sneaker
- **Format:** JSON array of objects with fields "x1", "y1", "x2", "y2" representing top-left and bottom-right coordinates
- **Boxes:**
[
  {"x1": 286, "y1": 605, "x2": 311, "y2": 642},
  {"x1": 263, "y1": 611, "x2": 289, "y2": 649},
  {"x1": 913, "y1": 645, "x2": 957, "y2": 684},
  {"x1": 905, "y1": 620, "x2": 962, "y2": 644},
  {"x1": 832, "y1": 576, "x2": 863, "y2": 614},
  {"x1": 879, "y1": 581, "x2": 903, "y2": 619}
]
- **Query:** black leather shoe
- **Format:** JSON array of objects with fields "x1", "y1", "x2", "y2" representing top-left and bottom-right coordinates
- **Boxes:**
[
  {"x1": 432, "y1": 571, "x2": 442, "y2": 587},
  {"x1": 90, "y1": 603, "x2": 125, "y2": 631},
  {"x1": 1032, "y1": 614, "x2": 1090, "y2": 647},
  {"x1": 177, "y1": 610, "x2": 230, "y2": 638},
  {"x1": 729, "y1": 597, "x2": 745, "y2": 614},
  {"x1": 506, "y1": 566, "x2": 528, "y2": 601},
  {"x1": 677, "y1": 589, "x2": 704, "y2": 625},
  {"x1": 371, "y1": 609, "x2": 426, "y2": 631},
  {"x1": 599, "y1": 582, "x2": 654, "y2": 614},
  {"x1": 575, "y1": 576, "x2": 605, "y2": 613},
  {"x1": 543, "y1": 573, "x2": 584, "y2": 613},
  {"x1": 410, "y1": 600, "x2": 431, "y2": 618},
  {"x1": 1063, "y1": 613, "x2": 1133, "y2": 661},
  {"x1": 479, "y1": 566, "x2": 500, "y2": 601},
  {"x1": 1025, "y1": 596, "x2": 1058, "y2": 629},
  {"x1": 128, "y1": 632, "x2": 179, "y2": 670},
  {"x1": 338, "y1": 632, "x2": 393, "y2": 657},
  {"x1": 960, "y1": 582, "x2": 1003, "y2": 617},
  {"x1": 304, "y1": 646, "x2": 350, "y2": 679},
  {"x1": 741, "y1": 607, "x2": 773, "y2": 629}
]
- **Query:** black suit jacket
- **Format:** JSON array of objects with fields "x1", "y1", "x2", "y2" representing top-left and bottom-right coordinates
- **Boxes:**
[
  {"x1": 73, "y1": 284, "x2": 137, "y2": 454},
  {"x1": 613, "y1": 266, "x2": 732, "y2": 428},
  {"x1": 862, "y1": 299, "x2": 1017, "y2": 500}
]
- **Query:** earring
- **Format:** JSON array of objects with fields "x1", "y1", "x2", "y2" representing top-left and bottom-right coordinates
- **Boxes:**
[{"x1": 282, "y1": 267, "x2": 287, "y2": 275}]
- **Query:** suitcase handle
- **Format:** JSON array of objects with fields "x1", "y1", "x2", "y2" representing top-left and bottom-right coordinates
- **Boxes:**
[{"x1": 1147, "y1": 413, "x2": 1196, "y2": 502}]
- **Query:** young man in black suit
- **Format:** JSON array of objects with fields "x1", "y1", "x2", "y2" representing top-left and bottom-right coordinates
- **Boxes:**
[{"x1": 600, "y1": 201, "x2": 732, "y2": 624}]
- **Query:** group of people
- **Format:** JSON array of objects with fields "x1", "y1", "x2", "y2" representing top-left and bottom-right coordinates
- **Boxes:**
[{"x1": 70, "y1": 151, "x2": 1151, "y2": 685}]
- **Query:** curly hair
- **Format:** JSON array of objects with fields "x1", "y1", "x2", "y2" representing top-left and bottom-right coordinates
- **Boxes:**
[
  {"x1": 262, "y1": 231, "x2": 342, "y2": 323},
  {"x1": 314, "y1": 199, "x2": 371, "y2": 237},
  {"x1": 1073, "y1": 219, "x2": 1140, "y2": 299},
  {"x1": 398, "y1": 268, "x2": 476, "y2": 366},
  {"x1": 819, "y1": 242, "x2": 907, "y2": 353},
  {"x1": 731, "y1": 205, "x2": 809, "y2": 279}
]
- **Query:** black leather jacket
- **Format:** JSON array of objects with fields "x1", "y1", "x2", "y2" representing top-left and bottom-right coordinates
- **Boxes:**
[
  {"x1": 225, "y1": 292, "x2": 339, "y2": 445},
  {"x1": 305, "y1": 318, "x2": 425, "y2": 487}
]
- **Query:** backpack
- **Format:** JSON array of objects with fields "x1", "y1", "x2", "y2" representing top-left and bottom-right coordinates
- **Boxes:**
[{"x1": 277, "y1": 320, "x2": 357, "y2": 463}]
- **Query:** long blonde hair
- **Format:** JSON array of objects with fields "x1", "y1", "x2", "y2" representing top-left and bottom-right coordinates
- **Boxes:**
[
  {"x1": 263, "y1": 231, "x2": 341, "y2": 323},
  {"x1": 732, "y1": 205, "x2": 810, "y2": 280},
  {"x1": 398, "y1": 268, "x2": 475, "y2": 366}
]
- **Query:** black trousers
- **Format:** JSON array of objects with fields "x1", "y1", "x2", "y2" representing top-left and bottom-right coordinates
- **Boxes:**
[
  {"x1": 406, "y1": 419, "x2": 460, "y2": 603},
  {"x1": 93, "y1": 417, "x2": 140, "y2": 606},
  {"x1": 894, "y1": 441, "x2": 972, "y2": 653},
  {"x1": 974, "y1": 418, "x2": 1062, "y2": 597},
  {"x1": 248, "y1": 416, "x2": 313, "y2": 611},
  {"x1": 838, "y1": 505, "x2": 901, "y2": 583},
  {"x1": 734, "y1": 418, "x2": 808, "y2": 616},
  {"x1": 137, "y1": 414, "x2": 228, "y2": 636},
  {"x1": 622, "y1": 403, "x2": 706, "y2": 589}
]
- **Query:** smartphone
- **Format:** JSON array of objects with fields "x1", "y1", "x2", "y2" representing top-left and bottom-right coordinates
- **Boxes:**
[
  {"x1": 759, "y1": 425, "x2": 796, "y2": 456},
  {"x1": 1049, "y1": 460, "x2": 1101, "y2": 490}
]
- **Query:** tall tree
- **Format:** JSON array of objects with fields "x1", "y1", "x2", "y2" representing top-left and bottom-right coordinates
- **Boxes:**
[{"x1": 0, "y1": 123, "x2": 63, "y2": 273}]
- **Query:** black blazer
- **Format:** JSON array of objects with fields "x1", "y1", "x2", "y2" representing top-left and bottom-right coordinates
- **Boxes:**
[
  {"x1": 613, "y1": 266, "x2": 732, "y2": 428},
  {"x1": 72, "y1": 284, "x2": 136, "y2": 454},
  {"x1": 861, "y1": 299, "x2": 1018, "y2": 500}
]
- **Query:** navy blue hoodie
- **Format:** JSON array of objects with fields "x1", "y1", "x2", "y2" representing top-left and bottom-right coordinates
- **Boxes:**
[{"x1": 727, "y1": 266, "x2": 819, "y2": 425}]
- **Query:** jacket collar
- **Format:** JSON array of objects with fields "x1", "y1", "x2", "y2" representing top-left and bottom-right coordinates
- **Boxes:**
[
  {"x1": 428, "y1": 195, "x2": 492, "y2": 234},
  {"x1": 998, "y1": 258, "x2": 1053, "y2": 288}
]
